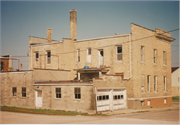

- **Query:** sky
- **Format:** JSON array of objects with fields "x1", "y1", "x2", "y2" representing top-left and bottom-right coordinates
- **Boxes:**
[{"x1": 1, "y1": 0, "x2": 179, "y2": 70}]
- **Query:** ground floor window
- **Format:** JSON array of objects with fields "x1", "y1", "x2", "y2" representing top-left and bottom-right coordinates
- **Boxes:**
[
  {"x1": 97, "y1": 95, "x2": 109, "y2": 100},
  {"x1": 147, "y1": 100, "x2": 151, "y2": 106},
  {"x1": 12, "y1": 87, "x2": 17, "y2": 97},
  {"x1": 74, "y1": 88, "x2": 81, "y2": 99},
  {"x1": 56, "y1": 88, "x2": 61, "y2": 98},
  {"x1": 22, "y1": 87, "x2": 26, "y2": 97}
]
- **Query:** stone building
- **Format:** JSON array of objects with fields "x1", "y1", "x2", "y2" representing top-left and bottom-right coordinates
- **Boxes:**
[
  {"x1": 0, "y1": 9, "x2": 175, "y2": 113},
  {"x1": 171, "y1": 67, "x2": 180, "y2": 96}
]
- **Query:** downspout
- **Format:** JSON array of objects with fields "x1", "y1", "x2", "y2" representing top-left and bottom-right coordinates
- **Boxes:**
[
  {"x1": 124, "y1": 33, "x2": 132, "y2": 80},
  {"x1": 31, "y1": 46, "x2": 32, "y2": 70}
]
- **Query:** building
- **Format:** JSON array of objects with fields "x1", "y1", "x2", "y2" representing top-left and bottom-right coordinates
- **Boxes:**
[
  {"x1": 171, "y1": 67, "x2": 180, "y2": 96},
  {"x1": 0, "y1": 9, "x2": 175, "y2": 113},
  {"x1": 0, "y1": 55, "x2": 13, "y2": 72}
]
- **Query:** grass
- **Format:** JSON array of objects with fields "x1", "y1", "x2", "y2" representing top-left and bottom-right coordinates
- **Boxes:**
[
  {"x1": 172, "y1": 96, "x2": 180, "y2": 102},
  {"x1": 1, "y1": 106, "x2": 105, "y2": 116}
]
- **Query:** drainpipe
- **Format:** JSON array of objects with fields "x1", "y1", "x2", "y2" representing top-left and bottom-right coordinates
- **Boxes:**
[
  {"x1": 124, "y1": 33, "x2": 132, "y2": 80},
  {"x1": 31, "y1": 46, "x2": 32, "y2": 70}
]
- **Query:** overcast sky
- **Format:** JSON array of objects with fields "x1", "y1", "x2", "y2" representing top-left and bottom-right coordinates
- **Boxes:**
[{"x1": 1, "y1": 1, "x2": 179, "y2": 70}]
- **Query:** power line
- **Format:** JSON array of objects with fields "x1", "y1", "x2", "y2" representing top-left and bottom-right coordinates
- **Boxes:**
[{"x1": 2, "y1": 28, "x2": 179, "y2": 58}]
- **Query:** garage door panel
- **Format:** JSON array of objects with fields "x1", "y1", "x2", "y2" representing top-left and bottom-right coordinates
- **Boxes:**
[{"x1": 97, "y1": 100, "x2": 110, "y2": 106}]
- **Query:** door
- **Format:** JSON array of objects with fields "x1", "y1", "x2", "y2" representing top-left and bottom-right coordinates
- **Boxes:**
[
  {"x1": 96, "y1": 90, "x2": 111, "y2": 112},
  {"x1": 35, "y1": 90, "x2": 42, "y2": 107},
  {"x1": 112, "y1": 89, "x2": 126, "y2": 110},
  {"x1": 99, "y1": 50, "x2": 104, "y2": 67}
]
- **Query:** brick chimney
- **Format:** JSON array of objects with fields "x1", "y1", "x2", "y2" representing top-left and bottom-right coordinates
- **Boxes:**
[
  {"x1": 47, "y1": 28, "x2": 52, "y2": 43},
  {"x1": 70, "y1": 9, "x2": 77, "y2": 41}
]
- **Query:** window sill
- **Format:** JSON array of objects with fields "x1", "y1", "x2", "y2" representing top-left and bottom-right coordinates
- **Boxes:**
[
  {"x1": 74, "y1": 99, "x2": 81, "y2": 101},
  {"x1": 141, "y1": 92, "x2": 146, "y2": 94},
  {"x1": 154, "y1": 91, "x2": 158, "y2": 93},
  {"x1": 46, "y1": 64, "x2": 51, "y2": 65},
  {"x1": 141, "y1": 62, "x2": 145, "y2": 64},
  {"x1": 163, "y1": 65, "x2": 167, "y2": 67},
  {"x1": 20, "y1": 97, "x2": 26, "y2": 99},
  {"x1": 153, "y1": 63, "x2": 157, "y2": 66},
  {"x1": 164, "y1": 91, "x2": 167, "y2": 93},
  {"x1": 54, "y1": 98, "x2": 62, "y2": 100},
  {"x1": 116, "y1": 60, "x2": 123, "y2": 63}
]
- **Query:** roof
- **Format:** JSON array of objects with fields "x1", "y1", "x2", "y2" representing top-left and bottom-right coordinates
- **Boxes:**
[{"x1": 171, "y1": 67, "x2": 179, "y2": 73}]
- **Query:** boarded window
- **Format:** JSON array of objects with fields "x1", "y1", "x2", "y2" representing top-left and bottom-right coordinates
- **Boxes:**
[
  {"x1": 12, "y1": 87, "x2": 17, "y2": 97},
  {"x1": 164, "y1": 76, "x2": 166, "y2": 91},
  {"x1": 147, "y1": 75, "x2": 150, "y2": 92},
  {"x1": 37, "y1": 91, "x2": 42, "y2": 97},
  {"x1": 117, "y1": 46, "x2": 122, "y2": 61},
  {"x1": 22, "y1": 87, "x2": 26, "y2": 97},
  {"x1": 141, "y1": 46, "x2": 144, "y2": 62},
  {"x1": 163, "y1": 51, "x2": 166, "y2": 65},
  {"x1": 56, "y1": 88, "x2": 61, "y2": 98},
  {"x1": 47, "y1": 51, "x2": 51, "y2": 64},
  {"x1": 75, "y1": 88, "x2": 81, "y2": 99},
  {"x1": 154, "y1": 76, "x2": 157, "y2": 92},
  {"x1": 154, "y1": 49, "x2": 157, "y2": 64}
]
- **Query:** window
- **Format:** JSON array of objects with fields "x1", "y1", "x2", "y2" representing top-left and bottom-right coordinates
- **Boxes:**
[
  {"x1": 164, "y1": 76, "x2": 166, "y2": 91},
  {"x1": 164, "y1": 99, "x2": 167, "y2": 104},
  {"x1": 163, "y1": 51, "x2": 166, "y2": 65},
  {"x1": 35, "y1": 52, "x2": 39, "y2": 66},
  {"x1": 87, "y1": 48, "x2": 91, "y2": 63},
  {"x1": 147, "y1": 100, "x2": 150, "y2": 106},
  {"x1": 22, "y1": 87, "x2": 26, "y2": 97},
  {"x1": 141, "y1": 46, "x2": 144, "y2": 62},
  {"x1": 147, "y1": 75, "x2": 150, "y2": 92},
  {"x1": 154, "y1": 49, "x2": 157, "y2": 64},
  {"x1": 77, "y1": 49, "x2": 80, "y2": 62},
  {"x1": 97, "y1": 95, "x2": 109, "y2": 100},
  {"x1": 154, "y1": 76, "x2": 157, "y2": 92},
  {"x1": 113, "y1": 95, "x2": 123, "y2": 100},
  {"x1": 47, "y1": 51, "x2": 51, "y2": 64},
  {"x1": 88, "y1": 48, "x2": 91, "y2": 55},
  {"x1": 141, "y1": 75, "x2": 145, "y2": 93},
  {"x1": 56, "y1": 88, "x2": 61, "y2": 98},
  {"x1": 74, "y1": 88, "x2": 81, "y2": 99},
  {"x1": 12, "y1": 87, "x2": 17, "y2": 97},
  {"x1": 117, "y1": 46, "x2": 122, "y2": 61}
]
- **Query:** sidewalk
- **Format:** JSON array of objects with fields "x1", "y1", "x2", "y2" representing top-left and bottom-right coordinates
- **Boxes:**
[{"x1": 102, "y1": 102, "x2": 179, "y2": 115}]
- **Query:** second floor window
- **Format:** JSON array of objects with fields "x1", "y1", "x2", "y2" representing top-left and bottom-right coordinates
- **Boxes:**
[
  {"x1": 141, "y1": 46, "x2": 144, "y2": 62},
  {"x1": 154, "y1": 76, "x2": 157, "y2": 92},
  {"x1": 77, "y1": 49, "x2": 80, "y2": 62},
  {"x1": 117, "y1": 46, "x2": 122, "y2": 61},
  {"x1": 154, "y1": 49, "x2": 157, "y2": 64},
  {"x1": 47, "y1": 51, "x2": 51, "y2": 64},
  {"x1": 163, "y1": 51, "x2": 166, "y2": 65},
  {"x1": 87, "y1": 48, "x2": 91, "y2": 63},
  {"x1": 164, "y1": 76, "x2": 166, "y2": 91}
]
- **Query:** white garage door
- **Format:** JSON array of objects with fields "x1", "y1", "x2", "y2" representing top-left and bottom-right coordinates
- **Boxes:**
[
  {"x1": 96, "y1": 89, "x2": 126, "y2": 112},
  {"x1": 113, "y1": 89, "x2": 126, "y2": 110},
  {"x1": 96, "y1": 90, "x2": 111, "y2": 112}
]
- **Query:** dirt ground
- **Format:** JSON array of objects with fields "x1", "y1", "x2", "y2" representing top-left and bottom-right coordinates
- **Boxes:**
[{"x1": 1, "y1": 108, "x2": 179, "y2": 124}]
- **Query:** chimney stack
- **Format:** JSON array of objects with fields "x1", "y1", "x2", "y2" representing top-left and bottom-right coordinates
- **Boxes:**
[
  {"x1": 70, "y1": 9, "x2": 77, "y2": 41},
  {"x1": 47, "y1": 28, "x2": 52, "y2": 43}
]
